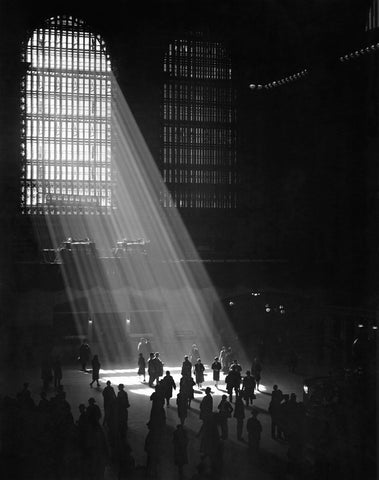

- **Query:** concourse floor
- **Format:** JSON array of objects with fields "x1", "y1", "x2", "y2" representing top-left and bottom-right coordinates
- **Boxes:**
[{"x1": 1, "y1": 359, "x2": 308, "y2": 480}]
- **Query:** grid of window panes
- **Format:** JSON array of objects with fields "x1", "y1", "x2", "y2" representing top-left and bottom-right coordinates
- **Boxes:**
[
  {"x1": 21, "y1": 16, "x2": 113, "y2": 215},
  {"x1": 161, "y1": 37, "x2": 237, "y2": 208}
]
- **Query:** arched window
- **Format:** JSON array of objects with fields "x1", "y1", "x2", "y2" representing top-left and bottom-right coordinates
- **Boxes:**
[
  {"x1": 161, "y1": 32, "x2": 237, "y2": 209},
  {"x1": 21, "y1": 15, "x2": 113, "y2": 215}
]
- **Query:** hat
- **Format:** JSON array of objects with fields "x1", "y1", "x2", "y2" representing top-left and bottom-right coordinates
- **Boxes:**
[{"x1": 205, "y1": 387, "x2": 212, "y2": 393}]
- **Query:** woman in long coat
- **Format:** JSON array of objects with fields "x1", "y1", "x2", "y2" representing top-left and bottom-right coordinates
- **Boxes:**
[
  {"x1": 138, "y1": 353, "x2": 146, "y2": 382},
  {"x1": 90, "y1": 355, "x2": 101, "y2": 388},
  {"x1": 194, "y1": 358, "x2": 205, "y2": 389},
  {"x1": 211, "y1": 356, "x2": 221, "y2": 387}
]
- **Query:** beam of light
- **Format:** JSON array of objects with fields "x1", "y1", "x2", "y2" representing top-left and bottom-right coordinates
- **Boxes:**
[{"x1": 29, "y1": 71, "x2": 245, "y2": 370}]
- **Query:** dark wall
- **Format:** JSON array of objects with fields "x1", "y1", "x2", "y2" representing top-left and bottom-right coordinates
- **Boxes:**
[{"x1": 0, "y1": 0, "x2": 375, "y2": 305}]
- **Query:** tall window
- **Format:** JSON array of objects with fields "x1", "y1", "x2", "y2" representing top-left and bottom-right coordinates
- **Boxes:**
[
  {"x1": 21, "y1": 16, "x2": 113, "y2": 215},
  {"x1": 367, "y1": 0, "x2": 379, "y2": 30},
  {"x1": 161, "y1": 32, "x2": 237, "y2": 209}
]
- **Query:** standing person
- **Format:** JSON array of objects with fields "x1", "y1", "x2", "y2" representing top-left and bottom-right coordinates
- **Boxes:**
[
  {"x1": 229, "y1": 359, "x2": 242, "y2": 374},
  {"x1": 247, "y1": 409, "x2": 262, "y2": 455},
  {"x1": 79, "y1": 341, "x2": 91, "y2": 372},
  {"x1": 173, "y1": 424, "x2": 188, "y2": 480},
  {"x1": 199, "y1": 412, "x2": 221, "y2": 472},
  {"x1": 87, "y1": 397, "x2": 102, "y2": 424},
  {"x1": 116, "y1": 384, "x2": 130, "y2": 436},
  {"x1": 219, "y1": 346, "x2": 227, "y2": 373},
  {"x1": 138, "y1": 352, "x2": 146, "y2": 382},
  {"x1": 159, "y1": 370, "x2": 177, "y2": 407},
  {"x1": 252, "y1": 358, "x2": 262, "y2": 391},
  {"x1": 194, "y1": 358, "x2": 205, "y2": 389},
  {"x1": 147, "y1": 352, "x2": 156, "y2": 387},
  {"x1": 181, "y1": 355, "x2": 192, "y2": 377},
  {"x1": 180, "y1": 374, "x2": 196, "y2": 408},
  {"x1": 102, "y1": 380, "x2": 116, "y2": 427},
  {"x1": 217, "y1": 394, "x2": 233, "y2": 440},
  {"x1": 176, "y1": 391, "x2": 188, "y2": 426},
  {"x1": 199, "y1": 387, "x2": 213, "y2": 427},
  {"x1": 241, "y1": 371, "x2": 256, "y2": 407},
  {"x1": 233, "y1": 392, "x2": 245, "y2": 441},
  {"x1": 52, "y1": 355, "x2": 62, "y2": 389},
  {"x1": 225, "y1": 365, "x2": 241, "y2": 403},
  {"x1": 90, "y1": 354, "x2": 101, "y2": 388},
  {"x1": 76, "y1": 403, "x2": 88, "y2": 474},
  {"x1": 149, "y1": 385, "x2": 166, "y2": 430},
  {"x1": 211, "y1": 356, "x2": 221, "y2": 388},
  {"x1": 153, "y1": 352, "x2": 164, "y2": 385},
  {"x1": 190, "y1": 344, "x2": 200, "y2": 364}
]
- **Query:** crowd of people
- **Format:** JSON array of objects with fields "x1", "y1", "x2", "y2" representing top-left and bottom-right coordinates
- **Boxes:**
[{"x1": 0, "y1": 340, "x2": 306, "y2": 480}]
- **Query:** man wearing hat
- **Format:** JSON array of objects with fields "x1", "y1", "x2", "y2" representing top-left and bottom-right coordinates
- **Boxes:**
[
  {"x1": 87, "y1": 397, "x2": 102, "y2": 424},
  {"x1": 199, "y1": 387, "x2": 213, "y2": 422},
  {"x1": 117, "y1": 384, "x2": 130, "y2": 435},
  {"x1": 197, "y1": 386, "x2": 213, "y2": 438}
]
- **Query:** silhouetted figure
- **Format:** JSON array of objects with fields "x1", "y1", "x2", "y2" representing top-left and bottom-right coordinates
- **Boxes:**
[
  {"x1": 225, "y1": 365, "x2": 241, "y2": 402},
  {"x1": 199, "y1": 412, "x2": 221, "y2": 471},
  {"x1": 52, "y1": 355, "x2": 62, "y2": 389},
  {"x1": 271, "y1": 384, "x2": 283, "y2": 403},
  {"x1": 90, "y1": 355, "x2": 101, "y2": 388},
  {"x1": 79, "y1": 341, "x2": 91, "y2": 371},
  {"x1": 217, "y1": 394, "x2": 233, "y2": 439},
  {"x1": 87, "y1": 397, "x2": 102, "y2": 424},
  {"x1": 147, "y1": 353, "x2": 157, "y2": 387},
  {"x1": 149, "y1": 383, "x2": 166, "y2": 431},
  {"x1": 229, "y1": 359, "x2": 242, "y2": 374},
  {"x1": 85, "y1": 422, "x2": 109, "y2": 480},
  {"x1": 247, "y1": 409, "x2": 262, "y2": 456},
  {"x1": 199, "y1": 387, "x2": 213, "y2": 422},
  {"x1": 159, "y1": 370, "x2": 176, "y2": 406},
  {"x1": 145, "y1": 421, "x2": 163, "y2": 479},
  {"x1": 180, "y1": 374, "x2": 196, "y2": 408},
  {"x1": 152, "y1": 352, "x2": 164, "y2": 385},
  {"x1": 234, "y1": 392, "x2": 246, "y2": 440},
  {"x1": 252, "y1": 358, "x2": 262, "y2": 391},
  {"x1": 18, "y1": 382, "x2": 34, "y2": 410},
  {"x1": 211, "y1": 357, "x2": 221, "y2": 387},
  {"x1": 138, "y1": 353, "x2": 146, "y2": 382},
  {"x1": 102, "y1": 380, "x2": 116, "y2": 427},
  {"x1": 242, "y1": 370, "x2": 256, "y2": 407},
  {"x1": 194, "y1": 358, "x2": 205, "y2": 388},
  {"x1": 277, "y1": 394, "x2": 289, "y2": 439},
  {"x1": 181, "y1": 355, "x2": 192, "y2": 377},
  {"x1": 116, "y1": 384, "x2": 130, "y2": 436},
  {"x1": 76, "y1": 402, "x2": 88, "y2": 475},
  {"x1": 269, "y1": 385, "x2": 284, "y2": 439},
  {"x1": 38, "y1": 390, "x2": 50, "y2": 412},
  {"x1": 176, "y1": 391, "x2": 188, "y2": 426},
  {"x1": 173, "y1": 424, "x2": 188, "y2": 480}
]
